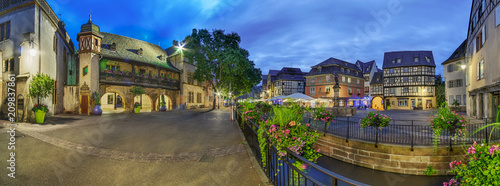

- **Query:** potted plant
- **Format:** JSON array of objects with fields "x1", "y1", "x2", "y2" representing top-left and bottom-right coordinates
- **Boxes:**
[
  {"x1": 160, "y1": 95, "x2": 167, "y2": 111},
  {"x1": 429, "y1": 103, "x2": 468, "y2": 149},
  {"x1": 134, "y1": 102, "x2": 141, "y2": 113},
  {"x1": 28, "y1": 73, "x2": 55, "y2": 124},
  {"x1": 130, "y1": 86, "x2": 145, "y2": 113},
  {"x1": 359, "y1": 111, "x2": 391, "y2": 129},
  {"x1": 31, "y1": 104, "x2": 49, "y2": 124},
  {"x1": 92, "y1": 90, "x2": 102, "y2": 115}
]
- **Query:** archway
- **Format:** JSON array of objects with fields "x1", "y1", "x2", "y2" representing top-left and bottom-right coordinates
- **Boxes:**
[
  {"x1": 372, "y1": 97, "x2": 383, "y2": 110},
  {"x1": 133, "y1": 94, "x2": 153, "y2": 112},
  {"x1": 156, "y1": 94, "x2": 173, "y2": 111},
  {"x1": 101, "y1": 92, "x2": 126, "y2": 114}
]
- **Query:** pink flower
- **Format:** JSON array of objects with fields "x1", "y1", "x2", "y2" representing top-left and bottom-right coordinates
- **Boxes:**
[
  {"x1": 489, "y1": 145, "x2": 499, "y2": 155},
  {"x1": 306, "y1": 123, "x2": 310, "y2": 127},
  {"x1": 285, "y1": 129, "x2": 290, "y2": 134},
  {"x1": 468, "y1": 146, "x2": 476, "y2": 154},
  {"x1": 316, "y1": 149, "x2": 320, "y2": 152},
  {"x1": 292, "y1": 137, "x2": 296, "y2": 140},
  {"x1": 449, "y1": 160, "x2": 455, "y2": 169},
  {"x1": 304, "y1": 132, "x2": 307, "y2": 136},
  {"x1": 301, "y1": 164, "x2": 307, "y2": 170},
  {"x1": 473, "y1": 141, "x2": 477, "y2": 146}
]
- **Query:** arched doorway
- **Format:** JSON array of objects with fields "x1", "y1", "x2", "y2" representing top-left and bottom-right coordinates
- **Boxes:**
[
  {"x1": 372, "y1": 97, "x2": 383, "y2": 110},
  {"x1": 156, "y1": 94, "x2": 173, "y2": 111},
  {"x1": 101, "y1": 92, "x2": 126, "y2": 113},
  {"x1": 133, "y1": 94, "x2": 153, "y2": 112}
]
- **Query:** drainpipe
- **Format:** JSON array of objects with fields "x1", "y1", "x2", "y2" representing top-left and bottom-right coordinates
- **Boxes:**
[{"x1": 38, "y1": 7, "x2": 41, "y2": 73}]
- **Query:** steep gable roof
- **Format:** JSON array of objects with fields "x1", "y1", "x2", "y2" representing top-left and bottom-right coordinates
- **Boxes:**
[
  {"x1": 100, "y1": 32, "x2": 179, "y2": 71},
  {"x1": 370, "y1": 71, "x2": 384, "y2": 85},
  {"x1": 442, "y1": 40, "x2": 466, "y2": 65},
  {"x1": 383, "y1": 51, "x2": 436, "y2": 68}
]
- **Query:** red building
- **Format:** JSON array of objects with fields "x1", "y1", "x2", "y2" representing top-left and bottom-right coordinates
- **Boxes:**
[{"x1": 305, "y1": 57, "x2": 367, "y2": 107}]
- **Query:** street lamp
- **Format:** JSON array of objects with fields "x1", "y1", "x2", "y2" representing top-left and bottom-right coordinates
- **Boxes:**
[{"x1": 461, "y1": 64, "x2": 466, "y2": 69}]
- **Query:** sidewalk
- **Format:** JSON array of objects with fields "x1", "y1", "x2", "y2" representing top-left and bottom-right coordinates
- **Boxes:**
[{"x1": 0, "y1": 109, "x2": 265, "y2": 185}]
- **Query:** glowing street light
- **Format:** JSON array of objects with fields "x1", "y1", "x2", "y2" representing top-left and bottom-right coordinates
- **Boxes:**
[{"x1": 461, "y1": 64, "x2": 466, "y2": 69}]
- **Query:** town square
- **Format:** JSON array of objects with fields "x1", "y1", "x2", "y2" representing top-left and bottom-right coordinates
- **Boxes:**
[{"x1": 1, "y1": 0, "x2": 500, "y2": 185}]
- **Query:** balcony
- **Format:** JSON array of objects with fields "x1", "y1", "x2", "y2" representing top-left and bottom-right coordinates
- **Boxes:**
[{"x1": 99, "y1": 71, "x2": 180, "y2": 90}]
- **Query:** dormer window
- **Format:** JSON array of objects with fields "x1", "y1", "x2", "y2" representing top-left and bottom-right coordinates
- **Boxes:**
[
  {"x1": 425, "y1": 56, "x2": 431, "y2": 62},
  {"x1": 414, "y1": 57, "x2": 418, "y2": 62},
  {"x1": 159, "y1": 54, "x2": 165, "y2": 61},
  {"x1": 396, "y1": 58, "x2": 402, "y2": 63},
  {"x1": 318, "y1": 66, "x2": 322, "y2": 72},
  {"x1": 110, "y1": 43, "x2": 116, "y2": 51},
  {"x1": 341, "y1": 68, "x2": 344, "y2": 72},
  {"x1": 392, "y1": 60, "x2": 395, "y2": 64},
  {"x1": 138, "y1": 48, "x2": 143, "y2": 56},
  {"x1": 347, "y1": 69, "x2": 350, "y2": 73}
]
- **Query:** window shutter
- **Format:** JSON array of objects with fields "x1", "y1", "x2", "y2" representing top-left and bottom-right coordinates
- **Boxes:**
[
  {"x1": 477, "y1": 62, "x2": 480, "y2": 80},
  {"x1": 482, "y1": 25, "x2": 486, "y2": 45}
]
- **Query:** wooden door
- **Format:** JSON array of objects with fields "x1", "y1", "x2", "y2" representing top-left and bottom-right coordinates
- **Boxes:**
[{"x1": 81, "y1": 95, "x2": 88, "y2": 114}]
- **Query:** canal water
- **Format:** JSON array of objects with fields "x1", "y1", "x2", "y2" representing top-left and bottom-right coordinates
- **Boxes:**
[{"x1": 305, "y1": 155, "x2": 453, "y2": 186}]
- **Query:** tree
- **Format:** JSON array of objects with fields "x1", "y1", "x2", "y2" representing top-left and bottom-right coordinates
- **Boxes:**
[
  {"x1": 29, "y1": 73, "x2": 55, "y2": 104},
  {"x1": 435, "y1": 74, "x2": 445, "y2": 107},
  {"x1": 184, "y1": 29, "x2": 262, "y2": 109}
]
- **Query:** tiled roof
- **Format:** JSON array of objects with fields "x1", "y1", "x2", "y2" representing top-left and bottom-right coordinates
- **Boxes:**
[
  {"x1": 377, "y1": 68, "x2": 383, "y2": 72},
  {"x1": 100, "y1": 32, "x2": 179, "y2": 71},
  {"x1": 356, "y1": 60, "x2": 376, "y2": 74},
  {"x1": 277, "y1": 67, "x2": 305, "y2": 81},
  {"x1": 442, "y1": 40, "x2": 466, "y2": 65},
  {"x1": 307, "y1": 57, "x2": 363, "y2": 78},
  {"x1": 269, "y1": 70, "x2": 280, "y2": 76},
  {"x1": 382, "y1": 51, "x2": 436, "y2": 68},
  {"x1": 370, "y1": 72, "x2": 384, "y2": 85}
]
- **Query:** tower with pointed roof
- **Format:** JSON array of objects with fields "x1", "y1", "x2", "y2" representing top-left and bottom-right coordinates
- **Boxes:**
[{"x1": 77, "y1": 15, "x2": 103, "y2": 114}]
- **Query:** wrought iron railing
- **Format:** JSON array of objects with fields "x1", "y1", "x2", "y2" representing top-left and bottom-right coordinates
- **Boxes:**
[
  {"x1": 99, "y1": 73, "x2": 180, "y2": 90},
  {"x1": 236, "y1": 111, "x2": 367, "y2": 186}
]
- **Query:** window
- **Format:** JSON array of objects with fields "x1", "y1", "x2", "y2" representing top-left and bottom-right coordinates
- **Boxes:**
[
  {"x1": 477, "y1": 60, "x2": 484, "y2": 80},
  {"x1": 496, "y1": 6, "x2": 500, "y2": 26},
  {"x1": 403, "y1": 67, "x2": 409, "y2": 73},
  {"x1": 342, "y1": 76, "x2": 345, "y2": 82},
  {"x1": 448, "y1": 80, "x2": 454, "y2": 88},
  {"x1": 53, "y1": 34, "x2": 58, "y2": 54},
  {"x1": 365, "y1": 76, "x2": 369, "y2": 81},
  {"x1": 403, "y1": 77, "x2": 409, "y2": 82},
  {"x1": 449, "y1": 95, "x2": 454, "y2": 103},
  {"x1": 389, "y1": 69, "x2": 394, "y2": 73},
  {"x1": 448, "y1": 64, "x2": 454, "y2": 72},
  {"x1": 456, "y1": 79, "x2": 463, "y2": 87},
  {"x1": 389, "y1": 88, "x2": 395, "y2": 94},
  {"x1": 3, "y1": 58, "x2": 14, "y2": 72},
  {"x1": 398, "y1": 100, "x2": 408, "y2": 106},
  {"x1": 197, "y1": 93, "x2": 202, "y2": 103},
  {"x1": 357, "y1": 89, "x2": 360, "y2": 94},
  {"x1": 83, "y1": 66, "x2": 88, "y2": 76},
  {"x1": 403, "y1": 87, "x2": 409, "y2": 93},
  {"x1": 95, "y1": 39, "x2": 99, "y2": 46},
  {"x1": 413, "y1": 87, "x2": 418, "y2": 92},
  {"x1": 347, "y1": 69, "x2": 350, "y2": 73},
  {"x1": 107, "y1": 95, "x2": 113, "y2": 104},
  {"x1": 341, "y1": 68, "x2": 344, "y2": 72},
  {"x1": 427, "y1": 87, "x2": 432, "y2": 93},
  {"x1": 391, "y1": 60, "x2": 395, "y2": 64},
  {"x1": 348, "y1": 78, "x2": 351, "y2": 83},
  {"x1": 0, "y1": 21, "x2": 10, "y2": 42},
  {"x1": 357, "y1": 79, "x2": 360, "y2": 84},
  {"x1": 425, "y1": 56, "x2": 431, "y2": 63},
  {"x1": 456, "y1": 95, "x2": 461, "y2": 105},
  {"x1": 414, "y1": 57, "x2": 419, "y2": 62},
  {"x1": 188, "y1": 91, "x2": 194, "y2": 103},
  {"x1": 389, "y1": 78, "x2": 395, "y2": 84},
  {"x1": 348, "y1": 88, "x2": 352, "y2": 94},
  {"x1": 310, "y1": 87, "x2": 316, "y2": 95},
  {"x1": 476, "y1": 30, "x2": 483, "y2": 52},
  {"x1": 396, "y1": 58, "x2": 402, "y2": 63}
]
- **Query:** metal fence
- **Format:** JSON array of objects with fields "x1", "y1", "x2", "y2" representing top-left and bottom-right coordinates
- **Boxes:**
[
  {"x1": 304, "y1": 115, "x2": 500, "y2": 149},
  {"x1": 236, "y1": 111, "x2": 367, "y2": 186}
]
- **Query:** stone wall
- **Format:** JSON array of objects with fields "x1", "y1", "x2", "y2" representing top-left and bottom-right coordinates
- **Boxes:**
[
  {"x1": 314, "y1": 133, "x2": 465, "y2": 175},
  {"x1": 63, "y1": 86, "x2": 79, "y2": 114}
]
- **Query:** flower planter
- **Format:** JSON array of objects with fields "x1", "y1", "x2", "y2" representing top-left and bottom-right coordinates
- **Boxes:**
[
  {"x1": 160, "y1": 106, "x2": 166, "y2": 111},
  {"x1": 35, "y1": 110, "x2": 46, "y2": 124},
  {"x1": 134, "y1": 106, "x2": 141, "y2": 113},
  {"x1": 93, "y1": 105, "x2": 102, "y2": 115}
]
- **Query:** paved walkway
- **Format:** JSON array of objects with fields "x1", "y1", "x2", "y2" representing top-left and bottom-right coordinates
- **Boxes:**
[{"x1": 1, "y1": 108, "x2": 265, "y2": 185}]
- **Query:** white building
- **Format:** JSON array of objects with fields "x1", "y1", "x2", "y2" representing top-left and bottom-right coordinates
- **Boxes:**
[
  {"x1": 466, "y1": 0, "x2": 500, "y2": 120},
  {"x1": 442, "y1": 40, "x2": 466, "y2": 111},
  {"x1": 0, "y1": 0, "x2": 75, "y2": 120}
]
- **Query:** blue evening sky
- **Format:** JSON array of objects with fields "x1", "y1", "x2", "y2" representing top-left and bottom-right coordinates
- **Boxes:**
[{"x1": 47, "y1": 0, "x2": 471, "y2": 76}]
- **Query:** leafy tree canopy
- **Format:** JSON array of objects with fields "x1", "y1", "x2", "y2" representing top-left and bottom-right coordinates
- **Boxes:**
[
  {"x1": 435, "y1": 74, "x2": 445, "y2": 107},
  {"x1": 29, "y1": 73, "x2": 55, "y2": 104},
  {"x1": 184, "y1": 29, "x2": 262, "y2": 99}
]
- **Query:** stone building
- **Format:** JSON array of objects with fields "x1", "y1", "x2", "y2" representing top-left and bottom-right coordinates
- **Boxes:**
[
  {"x1": 382, "y1": 51, "x2": 436, "y2": 110},
  {"x1": 305, "y1": 57, "x2": 366, "y2": 107},
  {"x1": 0, "y1": 0, "x2": 76, "y2": 120},
  {"x1": 465, "y1": 0, "x2": 500, "y2": 119},
  {"x1": 370, "y1": 71, "x2": 384, "y2": 109},
  {"x1": 442, "y1": 40, "x2": 466, "y2": 111},
  {"x1": 271, "y1": 67, "x2": 305, "y2": 96},
  {"x1": 75, "y1": 18, "x2": 181, "y2": 114},
  {"x1": 166, "y1": 41, "x2": 213, "y2": 109},
  {"x1": 266, "y1": 70, "x2": 279, "y2": 98},
  {"x1": 355, "y1": 60, "x2": 380, "y2": 100}
]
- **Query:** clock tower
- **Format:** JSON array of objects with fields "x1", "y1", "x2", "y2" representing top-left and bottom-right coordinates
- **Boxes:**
[{"x1": 77, "y1": 15, "x2": 102, "y2": 114}]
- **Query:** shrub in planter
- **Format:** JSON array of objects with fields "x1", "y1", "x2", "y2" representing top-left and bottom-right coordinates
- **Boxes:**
[
  {"x1": 359, "y1": 111, "x2": 391, "y2": 129},
  {"x1": 134, "y1": 102, "x2": 141, "y2": 113},
  {"x1": 92, "y1": 90, "x2": 102, "y2": 115},
  {"x1": 28, "y1": 73, "x2": 55, "y2": 123},
  {"x1": 32, "y1": 103, "x2": 49, "y2": 124},
  {"x1": 429, "y1": 103, "x2": 467, "y2": 149}
]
